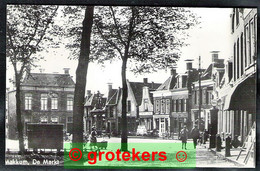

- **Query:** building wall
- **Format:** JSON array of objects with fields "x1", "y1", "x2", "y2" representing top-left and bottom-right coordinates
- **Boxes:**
[
  {"x1": 215, "y1": 8, "x2": 257, "y2": 141},
  {"x1": 7, "y1": 87, "x2": 74, "y2": 140}
]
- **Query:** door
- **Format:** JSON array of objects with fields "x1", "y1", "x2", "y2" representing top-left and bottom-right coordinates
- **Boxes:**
[{"x1": 160, "y1": 120, "x2": 165, "y2": 136}]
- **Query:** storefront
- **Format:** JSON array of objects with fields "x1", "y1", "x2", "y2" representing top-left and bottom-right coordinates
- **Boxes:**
[{"x1": 153, "y1": 115, "x2": 170, "y2": 137}]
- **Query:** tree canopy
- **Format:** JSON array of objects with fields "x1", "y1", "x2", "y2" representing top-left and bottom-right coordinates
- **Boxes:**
[{"x1": 61, "y1": 6, "x2": 199, "y2": 73}]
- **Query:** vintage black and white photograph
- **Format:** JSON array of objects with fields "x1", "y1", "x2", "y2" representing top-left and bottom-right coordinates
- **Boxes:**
[{"x1": 5, "y1": 5, "x2": 256, "y2": 168}]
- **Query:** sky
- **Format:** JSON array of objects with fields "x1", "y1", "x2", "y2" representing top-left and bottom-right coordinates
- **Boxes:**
[{"x1": 6, "y1": 7, "x2": 233, "y2": 97}]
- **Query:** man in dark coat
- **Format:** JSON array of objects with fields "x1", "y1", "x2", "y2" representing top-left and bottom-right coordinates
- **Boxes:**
[
  {"x1": 191, "y1": 125, "x2": 200, "y2": 149},
  {"x1": 180, "y1": 125, "x2": 188, "y2": 150}
]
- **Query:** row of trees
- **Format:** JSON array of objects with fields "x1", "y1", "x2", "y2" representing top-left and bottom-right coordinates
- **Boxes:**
[{"x1": 7, "y1": 5, "x2": 199, "y2": 154}]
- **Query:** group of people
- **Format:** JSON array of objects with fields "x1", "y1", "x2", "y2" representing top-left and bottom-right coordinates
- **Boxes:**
[{"x1": 179, "y1": 125, "x2": 208, "y2": 150}]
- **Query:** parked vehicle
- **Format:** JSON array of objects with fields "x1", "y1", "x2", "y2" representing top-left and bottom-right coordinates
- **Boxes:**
[{"x1": 136, "y1": 125, "x2": 147, "y2": 136}]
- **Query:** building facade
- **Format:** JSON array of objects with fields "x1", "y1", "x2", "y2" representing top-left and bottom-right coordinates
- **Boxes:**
[
  {"x1": 138, "y1": 78, "x2": 161, "y2": 132},
  {"x1": 7, "y1": 69, "x2": 75, "y2": 139},
  {"x1": 152, "y1": 65, "x2": 199, "y2": 137},
  {"x1": 214, "y1": 8, "x2": 256, "y2": 142},
  {"x1": 191, "y1": 52, "x2": 225, "y2": 131},
  {"x1": 84, "y1": 91, "x2": 107, "y2": 135}
]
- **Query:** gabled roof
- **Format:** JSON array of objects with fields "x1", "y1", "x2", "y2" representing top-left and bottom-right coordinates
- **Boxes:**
[
  {"x1": 157, "y1": 75, "x2": 176, "y2": 90},
  {"x1": 22, "y1": 73, "x2": 75, "y2": 87},
  {"x1": 201, "y1": 64, "x2": 213, "y2": 80},
  {"x1": 129, "y1": 81, "x2": 161, "y2": 106},
  {"x1": 201, "y1": 62, "x2": 225, "y2": 81},
  {"x1": 84, "y1": 92, "x2": 106, "y2": 109},
  {"x1": 106, "y1": 88, "x2": 121, "y2": 106}
]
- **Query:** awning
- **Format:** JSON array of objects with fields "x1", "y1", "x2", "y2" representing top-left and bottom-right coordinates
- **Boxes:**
[{"x1": 223, "y1": 75, "x2": 256, "y2": 112}]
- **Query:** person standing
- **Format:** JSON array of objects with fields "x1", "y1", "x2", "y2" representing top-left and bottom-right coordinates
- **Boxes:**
[
  {"x1": 191, "y1": 125, "x2": 200, "y2": 149},
  {"x1": 180, "y1": 125, "x2": 188, "y2": 150},
  {"x1": 90, "y1": 126, "x2": 97, "y2": 150}
]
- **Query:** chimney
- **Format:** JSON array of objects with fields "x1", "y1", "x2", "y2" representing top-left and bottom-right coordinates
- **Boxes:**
[
  {"x1": 63, "y1": 68, "x2": 70, "y2": 74},
  {"x1": 211, "y1": 51, "x2": 220, "y2": 63},
  {"x1": 143, "y1": 78, "x2": 148, "y2": 84},
  {"x1": 185, "y1": 59, "x2": 193, "y2": 71},
  {"x1": 108, "y1": 83, "x2": 112, "y2": 92}
]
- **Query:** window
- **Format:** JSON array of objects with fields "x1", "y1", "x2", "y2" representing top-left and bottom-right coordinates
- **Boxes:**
[
  {"x1": 241, "y1": 33, "x2": 244, "y2": 75},
  {"x1": 245, "y1": 26, "x2": 248, "y2": 67},
  {"x1": 67, "y1": 116, "x2": 73, "y2": 123},
  {"x1": 51, "y1": 117, "x2": 58, "y2": 123},
  {"x1": 127, "y1": 100, "x2": 131, "y2": 112},
  {"x1": 41, "y1": 94, "x2": 48, "y2": 111},
  {"x1": 178, "y1": 99, "x2": 182, "y2": 112},
  {"x1": 208, "y1": 92, "x2": 212, "y2": 104},
  {"x1": 203, "y1": 89, "x2": 206, "y2": 105},
  {"x1": 67, "y1": 94, "x2": 73, "y2": 111},
  {"x1": 161, "y1": 99, "x2": 166, "y2": 114},
  {"x1": 172, "y1": 100, "x2": 176, "y2": 112},
  {"x1": 248, "y1": 23, "x2": 252, "y2": 64},
  {"x1": 155, "y1": 100, "x2": 160, "y2": 113},
  {"x1": 181, "y1": 99, "x2": 184, "y2": 112},
  {"x1": 250, "y1": 20, "x2": 255, "y2": 62},
  {"x1": 228, "y1": 61, "x2": 233, "y2": 82},
  {"x1": 176, "y1": 100, "x2": 179, "y2": 112},
  {"x1": 197, "y1": 90, "x2": 200, "y2": 105},
  {"x1": 40, "y1": 116, "x2": 48, "y2": 123},
  {"x1": 144, "y1": 99, "x2": 148, "y2": 111},
  {"x1": 109, "y1": 107, "x2": 113, "y2": 117},
  {"x1": 237, "y1": 38, "x2": 240, "y2": 79},
  {"x1": 51, "y1": 94, "x2": 58, "y2": 110},
  {"x1": 25, "y1": 93, "x2": 32, "y2": 110},
  {"x1": 166, "y1": 99, "x2": 170, "y2": 114},
  {"x1": 233, "y1": 43, "x2": 236, "y2": 81},
  {"x1": 236, "y1": 8, "x2": 239, "y2": 26}
]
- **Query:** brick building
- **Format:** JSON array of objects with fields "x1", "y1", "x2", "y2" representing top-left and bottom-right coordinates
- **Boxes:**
[{"x1": 7, "y1": 69, "x2": 75, "y2": 139}]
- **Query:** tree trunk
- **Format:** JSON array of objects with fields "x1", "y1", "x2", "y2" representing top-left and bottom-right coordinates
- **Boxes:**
[
  {"x1": 120, "y1": 58, "x2": 128, "y2": 151},
  {"x1": 72, "y1": 6, "x2": 94, "y2": 153},
  {"x1": 15, "y1": 75, "x2": 25, "y2": 154}
]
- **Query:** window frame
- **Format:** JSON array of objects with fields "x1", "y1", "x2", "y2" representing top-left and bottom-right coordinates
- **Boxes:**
[
  {"x1": 41, "y1": 94, "x2": 48, "y2": 111},
  {"x1": 25, "y1": 93, "x2": 32, "y2": 110},
  {"x1": 67, "y1": 94, "x2": 74, "y2": 111},
  {"x1": 51, "y1": 94, "x2": 58, "y2": 110}
]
